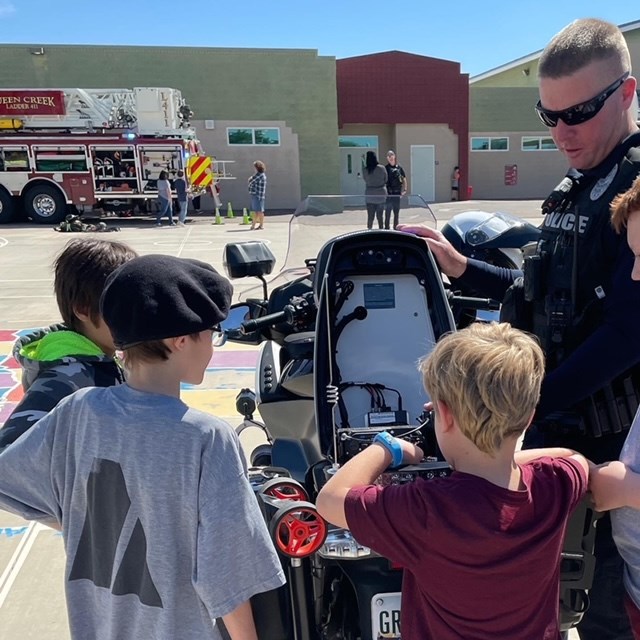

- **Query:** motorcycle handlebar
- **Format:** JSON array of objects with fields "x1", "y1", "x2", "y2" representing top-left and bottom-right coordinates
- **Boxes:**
[
  {"x1": 242, "y1": 295, "x2": 499, "y2": 334},
  {"x1": 450, "y1": 295, "x2": 501, "y2": 311},
  {"x1": 241, "y1": 292, "x2": 317, "y2": 334},
  {"x1": 241, "y1": 309, "x2": 289, "y2": 334}
]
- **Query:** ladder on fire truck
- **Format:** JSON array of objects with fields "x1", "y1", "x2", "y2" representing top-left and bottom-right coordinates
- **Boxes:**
[
  {"x1": 5, "y1": 87, "x2": 194, "y2": 137},
  {"x1": 0, "y1": 87, "x2": 235, "y2": 181}
]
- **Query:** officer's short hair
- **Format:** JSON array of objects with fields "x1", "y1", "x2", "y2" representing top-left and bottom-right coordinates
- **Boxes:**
[
  {"x1": 538, "y1": 18, "x2": 631, "y2": 79},
  {"x1": 54, "y1": 238, "x2": 138, "y2": 333},
  {"x1": 419, "y1": 323, "x2": 545, "y2": 455},
  {"x1": 611, "y1": 175, "x2": 640, "y2": 233}
]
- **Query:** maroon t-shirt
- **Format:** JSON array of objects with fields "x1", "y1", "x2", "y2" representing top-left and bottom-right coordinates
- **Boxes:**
[{"x1": 344, "y1": 457, "x2": 587, "y2": 640}]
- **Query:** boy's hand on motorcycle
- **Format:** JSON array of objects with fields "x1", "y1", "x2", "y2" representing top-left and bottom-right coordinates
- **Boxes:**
[
  {"x1": 395, "y1": 224, "x2": 468, "y2": 279},
  {"x1": 399, "y1": 439, "x2": 425, "y2": 465}
]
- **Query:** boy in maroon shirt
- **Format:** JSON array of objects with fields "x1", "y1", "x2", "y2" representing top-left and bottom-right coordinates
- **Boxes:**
[{"x1": 317, "y1": 322, "x2": 588, "y2": 640}]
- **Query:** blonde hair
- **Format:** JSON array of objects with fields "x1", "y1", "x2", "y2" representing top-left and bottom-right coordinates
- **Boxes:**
[
  {"x1": 419, "y1": 322, "x2": 545, "y2": 455},
  {"x1": 610, "y1": 175, "x2": 640, "y2": 233}
]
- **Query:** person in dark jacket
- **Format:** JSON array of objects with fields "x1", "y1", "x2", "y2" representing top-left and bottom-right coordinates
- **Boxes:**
[
  {"x1": 0, "y1": 238, "x2": 138, "y2": 450},
  {"x1": 363, "y1": 150, "x2": 387, "y2": 229},
  {"x1": 384, "y1": 150, "x2": 407, "y2": 229},
  {"x1": 399, "y1": 18, "x2": 640, "y2": 640}
]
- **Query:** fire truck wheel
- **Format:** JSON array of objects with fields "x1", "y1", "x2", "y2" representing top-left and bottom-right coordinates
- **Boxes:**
[
  {"x1": 0, "y1": 189, "x2": 15, "y2": 224},
  {"x1": 23, "y1": 184, "x2": 67, "y2": 224}
]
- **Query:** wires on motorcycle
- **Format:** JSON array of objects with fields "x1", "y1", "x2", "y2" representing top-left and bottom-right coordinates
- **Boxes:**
[
  {"x1": 336, "y1": 383, "x2": 379, "y2": 428},
  {"x1": 325, "y1": 384, "x2": 339, "y2": 406},
  {"x1": 334, "y1": 305, "x2": 368, "y2": 343},
  {"x1": 338, "y1": 382, "x2": 403, "y2": 411},
  {"x1": 321, "y1": 272, "x2": 340, "y2": 469},
  {"x1": 334, "y1": 279, "x2": 354, "y2": 317}
]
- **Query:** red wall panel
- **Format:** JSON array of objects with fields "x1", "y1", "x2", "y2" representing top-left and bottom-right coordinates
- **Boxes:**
[{"x1": 337, "y1": 51, "x2": 469, "y2": 196}]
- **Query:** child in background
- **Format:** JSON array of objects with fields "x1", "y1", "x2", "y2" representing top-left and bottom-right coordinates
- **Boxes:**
[
  {"x1": 0, "y1": 238, "x2": 138, "y2": 450},
  {"x1": 0, "y1": 255, "x2": 285, "y2": 639},
  {"x1": 588, "y1": 176, "x2": 640, "y2": 638}
]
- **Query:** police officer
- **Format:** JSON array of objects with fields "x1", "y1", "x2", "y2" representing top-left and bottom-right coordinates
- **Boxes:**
[
  {"x1": 384, "y1": 150, "x2": 407, "y2": 229},
  {"x1": 399, "y1": 18, "x2": 640, "y2": 640}
]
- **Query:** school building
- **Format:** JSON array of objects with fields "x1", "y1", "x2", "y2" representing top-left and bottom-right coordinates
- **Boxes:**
[{"x1": 1, "y1": 19, "x2": 639, "y2": 208}]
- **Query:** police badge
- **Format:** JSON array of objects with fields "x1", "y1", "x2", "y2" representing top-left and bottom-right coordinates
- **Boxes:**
[{"x1": 590, "y1": 164, "x2": 618, "y2": 200}]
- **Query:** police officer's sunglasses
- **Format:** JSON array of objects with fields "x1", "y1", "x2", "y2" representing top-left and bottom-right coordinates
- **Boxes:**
[
  {"x1": 211, "y1": 324, "x2": 226, "y2": 347},
  {"x1": 535, "y1": 72, "x2": 629, "y2": 127}
]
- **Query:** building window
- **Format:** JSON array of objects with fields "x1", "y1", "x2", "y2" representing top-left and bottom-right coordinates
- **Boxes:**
[
  {"x1": 227, "y1": 127, "x2": 280, "y2": 146},
  {"x1": 471, "y1": 137, "x2": 509, "y2": 151},
  {"x1": 339, "y1": 136, "x2": 378, "y2": 148},
  {"x1": 522, "y1": 136, "x2": 557, "y2": 151}
]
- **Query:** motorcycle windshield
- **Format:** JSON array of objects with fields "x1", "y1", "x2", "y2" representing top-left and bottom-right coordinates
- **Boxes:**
[
  {"x1": 461, "y1": 211, "x2": 540, "y2": 248},
  {"x1": 239, "y1": 194, "x2": 437, "y2": 301}
]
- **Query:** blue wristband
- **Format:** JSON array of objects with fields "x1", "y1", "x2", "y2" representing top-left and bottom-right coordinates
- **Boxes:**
[{"x1": 373, "y1": 431, "x2": 404, "y2": 468}]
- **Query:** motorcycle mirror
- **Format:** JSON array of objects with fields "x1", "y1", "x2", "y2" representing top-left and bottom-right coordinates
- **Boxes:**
[
  {"x1": 223, "y1": 241, "x2": 276, "y2": 279},
  {"x1": 222, "y1": 302, "x2": 263, "y2": 345},
  {"x1": 221, "y1": 303, "x2": 252, "y2": 332}
]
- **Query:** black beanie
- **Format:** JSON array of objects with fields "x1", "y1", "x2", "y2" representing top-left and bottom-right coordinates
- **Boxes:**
[{"x1": 100, "y1": 255, "x2": 233, "y2": 349}]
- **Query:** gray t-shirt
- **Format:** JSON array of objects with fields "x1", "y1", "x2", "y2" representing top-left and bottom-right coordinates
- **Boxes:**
[
  {"x1": 0, "y1": 384, "x2": 285, "y2": 640},
  {"x1": 612, "y1": 407, "x2": 640, "y2": 610},
  {"x1": 157, "y1": 178, "x2": 171, "y2": 200}
]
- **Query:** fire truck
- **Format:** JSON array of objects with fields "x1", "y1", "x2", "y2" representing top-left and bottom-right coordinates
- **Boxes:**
[{"x1": 0, "y1": 87, "x2": 228, "y2": 224}]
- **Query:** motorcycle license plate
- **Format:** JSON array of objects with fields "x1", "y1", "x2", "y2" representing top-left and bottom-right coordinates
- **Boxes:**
[{"x1": 371, "y1": 592, "x2": 402, "y2": 639}]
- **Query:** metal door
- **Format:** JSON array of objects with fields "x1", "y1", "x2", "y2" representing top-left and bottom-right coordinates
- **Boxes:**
[
  {"x1": 340, "y1": 147, "x2": 369, "y2": 195},
  {"x1": 410, "y1": 145, "x2": 435, "y2": 202}
]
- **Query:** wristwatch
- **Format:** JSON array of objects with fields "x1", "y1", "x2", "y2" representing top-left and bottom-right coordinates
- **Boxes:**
[{"x1": 373, "y1": 431, "x2": 404, "y2": 469}]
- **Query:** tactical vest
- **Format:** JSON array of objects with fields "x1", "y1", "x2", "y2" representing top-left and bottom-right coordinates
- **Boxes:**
[{"x1": 505, "y1": 135, "x2": 640, "y2": 438}]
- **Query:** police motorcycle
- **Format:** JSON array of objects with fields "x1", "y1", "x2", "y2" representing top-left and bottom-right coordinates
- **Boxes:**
[{"x1": 221, "y1": 195, "x2": 597, "y2": 640}]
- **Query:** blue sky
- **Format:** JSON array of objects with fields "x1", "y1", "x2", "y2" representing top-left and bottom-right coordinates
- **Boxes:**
[{"x1": 0, "y1": 2, "x2": 638, "y2": 77}]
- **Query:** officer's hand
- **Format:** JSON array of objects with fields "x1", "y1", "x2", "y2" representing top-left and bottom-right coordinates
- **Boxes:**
[{"x1": 396, "y1": 224, "x2": 468, "y2": 278}]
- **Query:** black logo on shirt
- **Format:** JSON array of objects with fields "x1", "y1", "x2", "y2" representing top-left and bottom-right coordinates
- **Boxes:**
[{"x1": 68, "y1": 458, "x2": 163, "y2": 608}]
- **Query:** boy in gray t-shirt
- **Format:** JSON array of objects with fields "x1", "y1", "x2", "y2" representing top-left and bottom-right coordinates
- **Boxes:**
[{"x1": 0, "y1": 255, "x2": 285, "y2": 640}]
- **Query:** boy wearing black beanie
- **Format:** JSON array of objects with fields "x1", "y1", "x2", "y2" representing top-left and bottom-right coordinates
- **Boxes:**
[{"x1": 0, "y1": 255, "x2": 285, "y2": 640}]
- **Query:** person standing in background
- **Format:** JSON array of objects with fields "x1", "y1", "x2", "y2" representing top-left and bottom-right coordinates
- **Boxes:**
[
  {"x1": 174, "y1": 170, "x2": 188, "y2": 226},
  {"x1": 191, "y1": 194, "x2": 201, "y2": 214},
  {"x1": 155, "y1": 170, "x2": 175, "y2": 227},
  {"x1": 248, "y1": 161, "x2": 267, "y2": 231},
  {"x1": 451, "y1": 166, "x2": 461, "y2": 201},
  {"x1": 363, "y1": 150, "x2": 387, "y2": 230},
  {"x1": 384, "y1": 150, "x2": 407, "y2": 229}
]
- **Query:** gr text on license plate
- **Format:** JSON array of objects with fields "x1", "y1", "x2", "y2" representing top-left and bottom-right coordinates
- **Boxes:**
[{"x1": 371, "y1": 592, "x2": 401, "y2": 639}]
